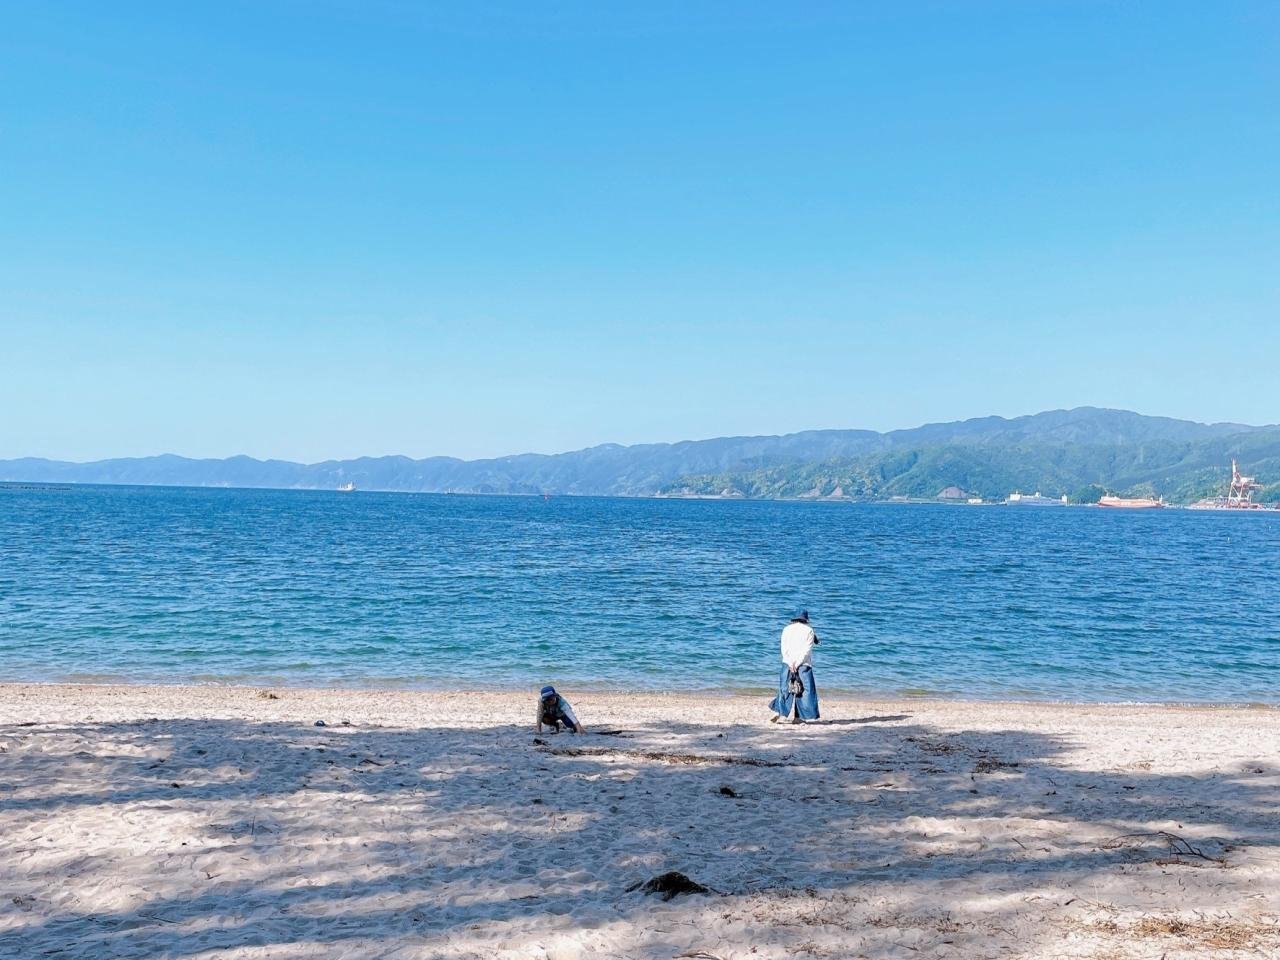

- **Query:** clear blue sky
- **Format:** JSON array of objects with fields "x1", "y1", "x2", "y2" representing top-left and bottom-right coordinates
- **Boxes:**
[{"x1": 3, "y1": 2, "x2": 1277, "y2": 463}]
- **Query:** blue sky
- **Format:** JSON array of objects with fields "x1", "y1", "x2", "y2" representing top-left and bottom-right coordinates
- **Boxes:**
[{"x1": 3, "y1": 2, "x2": 1277, "y2": 462}]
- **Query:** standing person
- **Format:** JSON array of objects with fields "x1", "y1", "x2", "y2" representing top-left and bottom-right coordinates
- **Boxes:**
[{"x1": 769, "y1": 610, "x2": 820, "y2": 723}]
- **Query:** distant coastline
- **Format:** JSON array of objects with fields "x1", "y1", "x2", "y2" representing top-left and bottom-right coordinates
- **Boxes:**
[
  {"x1": 4, "y1": 407, "x2": 1278, "y2": 505},
  {"x1": 7, "y1": 479, "x2": 1277, "y2": 511}
]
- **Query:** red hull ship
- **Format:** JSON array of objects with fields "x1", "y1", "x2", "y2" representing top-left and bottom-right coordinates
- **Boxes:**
[{"x1": 1097, "y1": 495, "x2": 1164, "y2": 509}]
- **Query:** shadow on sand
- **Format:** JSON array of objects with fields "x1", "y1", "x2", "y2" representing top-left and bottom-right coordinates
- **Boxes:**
[{"x1": 1, "y1": 710, "x2": 1276, "y2": 959}]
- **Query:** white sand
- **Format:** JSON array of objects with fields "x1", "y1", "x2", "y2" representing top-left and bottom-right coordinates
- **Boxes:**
[{"x1": 1, "y1": 684, "x2": 1277, "y2": 959}]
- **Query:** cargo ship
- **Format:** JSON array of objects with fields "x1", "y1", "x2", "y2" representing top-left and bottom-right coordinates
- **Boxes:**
[
  {"x1": 1097, "y1": 495, "x2": 1164, "y2": 509},
  {"x1": 1005, "y1": 491, "x2": 1067, "y2": 506}
]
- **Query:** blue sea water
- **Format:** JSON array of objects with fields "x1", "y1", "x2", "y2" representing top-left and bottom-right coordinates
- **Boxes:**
[{"x1": 2, "y1": 484, "x2": 1278, "y2": 702}]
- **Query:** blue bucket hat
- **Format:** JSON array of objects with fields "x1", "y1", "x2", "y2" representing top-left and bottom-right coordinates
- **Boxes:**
[
  {"x1": 540, "y1": 684, "x2": 557, "y2": 699},
  {"x1": 792, "y1": 609, "x2": 810, "y2": 623}
]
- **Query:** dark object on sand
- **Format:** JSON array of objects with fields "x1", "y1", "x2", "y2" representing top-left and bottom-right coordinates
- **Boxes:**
[
  {"x1": 627, "y1": 871, "x2": 712, "y2": 901},
  {"x1": 314, "y1": 720, "x2": 326, "y2": 727}
]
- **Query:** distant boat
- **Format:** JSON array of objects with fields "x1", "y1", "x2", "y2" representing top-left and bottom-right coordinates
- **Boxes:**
[
  {"x1": 1005, "y1": 491, "x2": 1067, "y2": 506},
  {"x1": 337, "y1": 482, "x2": 356, "y2": 493},
  {"x1": 1097, "y1": 495, "x2": 1163, "y2": 509}
]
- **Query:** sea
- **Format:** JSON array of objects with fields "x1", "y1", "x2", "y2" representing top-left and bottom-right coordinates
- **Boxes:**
[{"x1": 2, "y1": 484, "x2": 1278, "y2": 703}]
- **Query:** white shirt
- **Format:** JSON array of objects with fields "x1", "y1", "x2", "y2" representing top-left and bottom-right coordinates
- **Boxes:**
[{"x1": 780, "y1": 621, "x2": 817, "y2": 670}]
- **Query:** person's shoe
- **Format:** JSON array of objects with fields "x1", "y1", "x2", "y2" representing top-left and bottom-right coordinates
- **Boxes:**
[
  {"x1": 789, "y1": 716, "x2": 802, "y2": 724},
  {"x1": 769, "y1": 714, "x2": 780, "y2": 724}
]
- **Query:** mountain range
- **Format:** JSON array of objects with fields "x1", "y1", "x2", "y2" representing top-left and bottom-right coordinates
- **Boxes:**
[{"x1": 3, "y1": 408, "x2": 1278, "y2": 504}]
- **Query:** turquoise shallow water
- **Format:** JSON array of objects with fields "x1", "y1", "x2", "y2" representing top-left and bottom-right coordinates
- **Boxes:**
[{"x1": 2, "y1": 484, "x2": 1278, "y2": 702}]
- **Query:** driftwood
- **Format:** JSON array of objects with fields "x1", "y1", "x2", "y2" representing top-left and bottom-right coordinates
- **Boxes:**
[
  {"x1": 1100, "y1": 831, "x2": 1222, "y2": 863},
  {"x1": 973, "y1": 754, "x2": 1020, "y2": 774}
]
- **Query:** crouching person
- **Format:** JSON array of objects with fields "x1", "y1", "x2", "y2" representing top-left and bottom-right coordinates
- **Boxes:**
[{"x1": 536, "y1": 685, "x2": 585, "y2": 734}]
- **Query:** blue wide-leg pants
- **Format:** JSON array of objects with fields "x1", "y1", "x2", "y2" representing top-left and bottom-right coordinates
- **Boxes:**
[{"x1": 769, "y1": 663, "x2": 819, "y2": 720}]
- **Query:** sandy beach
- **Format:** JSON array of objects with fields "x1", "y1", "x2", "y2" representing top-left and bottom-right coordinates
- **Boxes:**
[{"x1": 1, "y1": 684, "x2": 1277, "y2": 959}]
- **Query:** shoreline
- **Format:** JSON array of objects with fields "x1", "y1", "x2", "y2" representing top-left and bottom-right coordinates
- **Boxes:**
[{"x1": 2, "y1": 679, "x2": 1277, "y2": 712}]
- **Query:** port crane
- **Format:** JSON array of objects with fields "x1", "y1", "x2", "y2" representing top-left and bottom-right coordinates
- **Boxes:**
[{"x1": 1226, "y1": 459, "x2": 1264, "y2": 508}]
